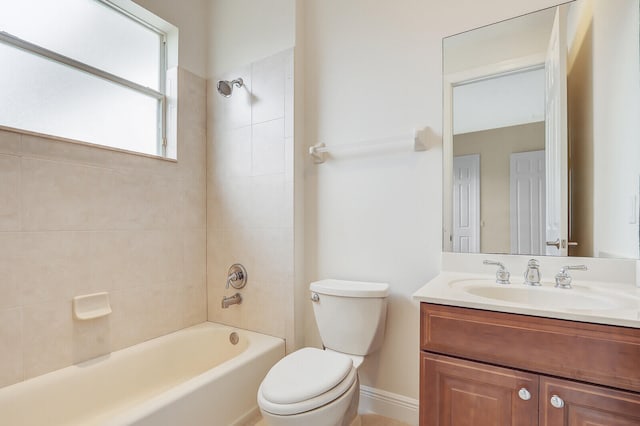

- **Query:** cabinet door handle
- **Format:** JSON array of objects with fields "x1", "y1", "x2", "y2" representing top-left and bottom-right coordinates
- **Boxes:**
[
  {"x1": 550, "y1": 395, "x2": 565, "y2": 408},
  {"x1": 517, "y1": 388, "x2": 531, "y2": 401}
]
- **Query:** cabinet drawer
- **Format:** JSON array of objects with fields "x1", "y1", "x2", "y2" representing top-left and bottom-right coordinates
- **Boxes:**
[{"x1": 420, "y1": 303, "x2": 640, "y2": 392}]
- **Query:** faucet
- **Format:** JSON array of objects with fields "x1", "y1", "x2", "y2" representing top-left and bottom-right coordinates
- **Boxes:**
[
  {"x1": 222, "y1": 293, "x2": 242, "y2": 308},
  {"x1": 524, "y1": 259, "x2": 542, "y2": 286},
  {"x1": 554, "y1": 265, "x2": 588, "y2": 289},
  {"x1": 483, "y1": 260, "x2": 510, "y2": 284}
]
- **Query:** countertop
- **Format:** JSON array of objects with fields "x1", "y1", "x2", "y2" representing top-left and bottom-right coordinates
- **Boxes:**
[{"x1": 413, "y1": 272, "x2": 640, "y2": 328}]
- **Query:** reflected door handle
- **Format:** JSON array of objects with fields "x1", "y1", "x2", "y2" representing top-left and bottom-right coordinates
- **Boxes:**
[
  {"x1": 546, "y1": 239, "x2": 560, "y2": 249},
  {"x1": 546, "y1": 239, "x2": 579, "y2": 249}
]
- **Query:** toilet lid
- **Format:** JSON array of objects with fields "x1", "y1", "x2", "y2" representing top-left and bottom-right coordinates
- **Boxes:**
[{"x1": 260, "y1": 347, "x2": 353, "y2": 405}]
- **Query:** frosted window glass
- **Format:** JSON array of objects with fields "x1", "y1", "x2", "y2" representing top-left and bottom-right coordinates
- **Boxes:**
[
  {"x1": 0, "y1": 0, "x2": 161, "y2": 90},
  {"x1": 0, "y1": 43, "x2": 159, "y2": 155}
]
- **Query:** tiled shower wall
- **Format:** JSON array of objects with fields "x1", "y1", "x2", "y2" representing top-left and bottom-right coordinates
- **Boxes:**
[
  {"x1": 207, "y1": 49, "x2": 296, "y2": 349},
  {"x1": 0, "y1": 68, "x2": 207, "y2": 388}
]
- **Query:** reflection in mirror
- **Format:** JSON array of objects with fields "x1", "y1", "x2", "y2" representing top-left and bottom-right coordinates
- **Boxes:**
[{"x1": 443, "y1": 0, "x2": 640, "y2": 259}]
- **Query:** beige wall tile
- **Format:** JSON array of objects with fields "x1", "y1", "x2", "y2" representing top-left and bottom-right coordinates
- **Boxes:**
[
  {"x1": 250, "y1": 174, "x2": 287, "y2": 228},
  {"x1": 22, "y1": 300, "x2": 74, "y2": 379},
  {"x1": 1, "y1": 68, "x2": 207, "y2": 386},
  {"x1": 251, "y1": 52, "x2": 286, "y2": 124},
  {"x1": 0, "y1": 308, "x2": 23, "y2": 387},
  {"x1": 163, "y1": 281, "x2": 206, "y2": 331},
  {"x1": 207, "y1": 50, "x2": 296, "y2": 345},
  {"x1": 252, "y1": 119, "x2": 285, "y2": 176},
  {"x1": 210, "y1": 67, "x2": 252, "y2": 131},
  {"x1": 0, "y1": 233, "x2": 21, "y2": 310},
  {"x1": 0, "y1": 129, "x2": 20, "y2": 155},
  {"x1": 21, "y1": 158, "x2": 112, "y2": 231},
  {"x1": 212, "y1": 126, "x2": 252, "y2": 179},
  {"x1": 20, "y1": 133, "x2": 177, "y2": 176},
  {"x1": 211, "y1": 177, "x2": 254, "y2": 229},
  {"x1": 19, "y1": 232, "x2": 93, "y2": 305},
  {"x1": 88, "y1": 230, "x2": 185, "y2": 291},
  {"x1": 180, "y1": 177, "x2": 206, "y2": 230},
  {"x1": 284, "y1": 51, "x2": 294, "y2": 139},
  {"x1": 249, "y1": 228, "x2": 288, "y2": 285},
  {"x1": 72, "y1": 316, "x2": 111, "y2": 364},
  {"x1": 0, "y1": 154, "x2": 21, "y2": 231},
  {"x1": 183, "y1": 229, "x2": 207, "y2": 288},
  {"x1": 104, "y1": 170, "x2": 182, "y2": 231},
  {"x1": 109, "y1": 284, "x2": 166, "y2": 351}
]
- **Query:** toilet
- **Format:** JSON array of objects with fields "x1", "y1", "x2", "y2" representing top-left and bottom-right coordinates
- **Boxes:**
[{"x1": 257, "y1": 279, "x2": 389, "y2": 426}]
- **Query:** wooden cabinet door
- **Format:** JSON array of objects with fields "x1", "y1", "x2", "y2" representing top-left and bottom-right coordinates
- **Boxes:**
[
  {"x1": 540, "y1": 377, "x2": 640, "y2": 425},
  {"x1": 421, "y1": 353, "x2": 538, "y2": 426}
]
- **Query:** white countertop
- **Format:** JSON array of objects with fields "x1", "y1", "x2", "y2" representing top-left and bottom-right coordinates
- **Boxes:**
[{"x1": 413, "y1": 272, "x2": 640, "y2": 328}]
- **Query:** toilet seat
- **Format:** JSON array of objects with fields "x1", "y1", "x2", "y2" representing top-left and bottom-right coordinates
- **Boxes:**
[{"x1": 258, "y1": 348, "x2": 357, "y2": 416}]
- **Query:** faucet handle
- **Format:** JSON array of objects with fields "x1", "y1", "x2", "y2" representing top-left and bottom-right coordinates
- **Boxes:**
[
  {"x1": 554, "y1": 265, "x2": 588, "y2": 289},
  {"x1": 226, "y1": 264, "x2": 247, "y2": 289},
  {"x1": 524, "y1": 258, "x2": 542, "y2": 286},
  {"x1": 483, "y1": 260, "x2": 510, "y2": 285}
]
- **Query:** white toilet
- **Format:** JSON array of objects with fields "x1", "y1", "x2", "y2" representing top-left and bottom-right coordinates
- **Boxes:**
[{"x1": 257, "y1": 279, "x2": 389, "y2": 426}]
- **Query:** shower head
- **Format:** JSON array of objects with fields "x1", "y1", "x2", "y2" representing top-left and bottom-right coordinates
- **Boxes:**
[{"x1": 217, "y1": 78, "x2": 244, "y2": 97}]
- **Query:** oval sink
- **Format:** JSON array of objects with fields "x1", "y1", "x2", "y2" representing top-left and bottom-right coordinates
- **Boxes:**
[{"x1": 449, "y1": 279, "x2": 638, "y2": 311}]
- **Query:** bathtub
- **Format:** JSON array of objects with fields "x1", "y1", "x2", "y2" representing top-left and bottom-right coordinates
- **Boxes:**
[{"x1": 0, "y1": 322, "x2": 285, "y2": 426}]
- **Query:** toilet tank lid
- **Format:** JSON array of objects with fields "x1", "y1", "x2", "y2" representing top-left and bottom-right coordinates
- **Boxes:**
[{"x1": 310, "y1": 279, "x2": 389, "y2": 298}]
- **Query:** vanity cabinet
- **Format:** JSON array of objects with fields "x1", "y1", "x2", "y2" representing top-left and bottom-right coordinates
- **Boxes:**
[{"x1": 419, "y1": 303, "x2": 640, "y2": 425}]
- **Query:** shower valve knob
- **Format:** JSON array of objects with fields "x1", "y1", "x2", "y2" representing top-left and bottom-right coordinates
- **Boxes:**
[{"x1": 226, "y1": 264, "x2": 247, "y2": 289}]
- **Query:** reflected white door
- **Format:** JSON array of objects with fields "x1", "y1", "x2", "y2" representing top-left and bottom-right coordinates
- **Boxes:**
[
  {"x1": 510, "y1": 150, "x2": 546, "y2": 255},
  {"x1": 453, "y1": 154, "x2": 480, "y2": 253},
  {"x1": 544, "y1": 5, "x2": 569, "y2": 256}
]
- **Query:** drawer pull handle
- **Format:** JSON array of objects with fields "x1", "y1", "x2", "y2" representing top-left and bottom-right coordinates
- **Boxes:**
[
  {"x1": 518, "y1": 388, "x2": 531, "y2": 401},
  {"x1": 550, "y1": 395, "x2": 565, "y2": 408}
]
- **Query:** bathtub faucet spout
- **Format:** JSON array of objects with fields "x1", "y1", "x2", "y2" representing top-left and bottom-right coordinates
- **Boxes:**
[{"x1": 222, "y1": 293, "x2": 242, "y2": 309}]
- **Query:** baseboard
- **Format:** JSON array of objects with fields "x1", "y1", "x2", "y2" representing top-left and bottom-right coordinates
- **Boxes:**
[
  {"x1": 230, "y1": 406, "x2": 261, "y2": 426},
  {"x1": 358, "y1": 385, "x2": 419, "y2": 426}
]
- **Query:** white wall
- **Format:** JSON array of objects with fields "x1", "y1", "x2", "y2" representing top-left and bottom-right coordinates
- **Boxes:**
[
  {"x1": 207, "y1": 0, "x2": 296, "y2": 76},
  {"x1": 301, "y1": 0, "x2": 560, "y2": 410},
  {"x1": 443, "y1": 6, "x2": 555, "y2": 74},
  {"x1": 133, "y1": 0, "x2": 209, "y2": 77},
  {"x1": 592, "y1": 0, "x2": 640, "y2": 259}
]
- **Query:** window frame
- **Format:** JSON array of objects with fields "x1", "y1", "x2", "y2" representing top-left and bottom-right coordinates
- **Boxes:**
[{"x1": 0, "y1": 0, "x2": 169, "y2": 156}]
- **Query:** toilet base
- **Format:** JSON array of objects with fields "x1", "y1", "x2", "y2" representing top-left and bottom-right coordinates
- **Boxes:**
[{"x1": 259, "y1": 376, "x2": 359, "y2": 426}]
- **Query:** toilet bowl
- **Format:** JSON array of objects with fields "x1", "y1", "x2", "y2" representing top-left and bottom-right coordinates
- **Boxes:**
[
  {"x1": 257, "y1": 280, "x2": 389, "y2": 426},
  {"x1": 258, "y1": 348, "x2": 360, "y2": 426}
]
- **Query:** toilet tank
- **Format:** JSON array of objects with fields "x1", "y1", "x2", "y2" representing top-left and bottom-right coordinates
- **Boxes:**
[{"x1": 310, "y1": 279, "x2": 389, "y2": 356}]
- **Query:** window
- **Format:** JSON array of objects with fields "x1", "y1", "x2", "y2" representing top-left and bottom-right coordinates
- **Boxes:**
[{"x1": 0, "y1": 0, "x2": 172, "y2": 157}]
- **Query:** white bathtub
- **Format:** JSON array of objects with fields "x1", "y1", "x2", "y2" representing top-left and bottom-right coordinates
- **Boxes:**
[{"x1": 0, "y1": 322, "x2": 285, "y2": 426}]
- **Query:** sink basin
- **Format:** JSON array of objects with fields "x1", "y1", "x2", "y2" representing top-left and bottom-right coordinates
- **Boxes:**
[{"x1": 449, "y1": 279, "x2": 639, "y2": 311}]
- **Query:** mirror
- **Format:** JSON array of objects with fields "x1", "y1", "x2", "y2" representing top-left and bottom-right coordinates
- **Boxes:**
[{"x1": 443, "y1": 0, "x2": 640, "y2": 259}]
